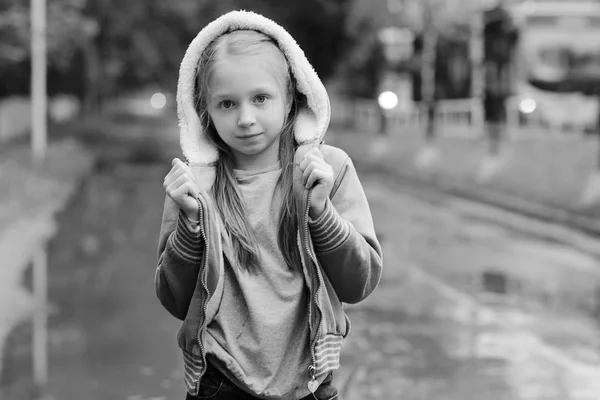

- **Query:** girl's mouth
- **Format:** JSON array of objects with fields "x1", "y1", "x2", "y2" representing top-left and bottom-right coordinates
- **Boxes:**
[{"x1": 238, "y1": 132, "x2": 262, "y2": 139}]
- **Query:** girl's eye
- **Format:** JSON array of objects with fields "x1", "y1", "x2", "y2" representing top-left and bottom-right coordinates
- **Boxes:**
[
  {"x1": 220, "y1": 100, "x2": 234, "y2": 109},
  {"x1": 255, "y1": 95, "x2": 268, "y2": 104}
]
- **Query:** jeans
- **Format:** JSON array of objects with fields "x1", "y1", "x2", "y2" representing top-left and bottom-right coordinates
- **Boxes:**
[{"x1": 185, "y1": 362, "x2": 339, "y2": 400}]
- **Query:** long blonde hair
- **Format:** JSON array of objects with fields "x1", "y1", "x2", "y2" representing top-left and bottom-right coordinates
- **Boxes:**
[{"x1": 194, "y1": 30, "x2": 303, "y2": 272}]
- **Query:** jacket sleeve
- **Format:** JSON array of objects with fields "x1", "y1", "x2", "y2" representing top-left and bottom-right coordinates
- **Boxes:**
[
  {"x1": 155, "y1": 194, "x2": 204, "y2": 320},
  {"x1": 308, "y1": 156, "x2": 383, "y2": 304}
]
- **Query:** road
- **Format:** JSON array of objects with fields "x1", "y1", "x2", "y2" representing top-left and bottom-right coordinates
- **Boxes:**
[
  {"x1": 2, "y1": 112, "x2": 600, "y2": 400},
  {"x1": 341, "y1": 176, "x2": 600, "y2": 400}
]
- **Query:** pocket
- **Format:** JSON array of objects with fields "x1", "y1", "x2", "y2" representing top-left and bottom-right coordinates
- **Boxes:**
[{"x1": 193, "y1": 371, "x2": 224, "y2": 399}]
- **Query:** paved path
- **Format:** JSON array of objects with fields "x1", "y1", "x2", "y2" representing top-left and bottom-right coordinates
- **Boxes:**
[
  {"x1": 0, "y1": 139, "x2": 95, "y2": 382},
  {"x1": 39, "y1": 164, "x2": 185, "y2": 400},
  {"x1": 0, "y1": 110, "x2": 179, "y2": 399},
  {"x1": 3, "y1": 110, "x2": 600, "y2": 400}
]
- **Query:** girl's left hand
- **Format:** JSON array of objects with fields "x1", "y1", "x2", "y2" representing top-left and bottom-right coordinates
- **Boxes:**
[{"x1": 299, "y1": 147, "x2": 334, "y2": 219}]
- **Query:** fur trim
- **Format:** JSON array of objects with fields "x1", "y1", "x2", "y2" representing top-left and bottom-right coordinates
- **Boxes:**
[{"x1": 176, "y1": 10, "x2": 331, "y2": 165}]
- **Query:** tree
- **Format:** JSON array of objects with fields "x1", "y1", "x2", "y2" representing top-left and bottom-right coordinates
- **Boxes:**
[
  {"x1": 236, "y1": 0, "x2": 353, "y2": 80},
  {"x1": 0, "y1": 0, "x2": 355, "y2": 105},
  {"x1": 331, "y1": 17, "x2": 386, "y2": 99},
  {"x1": 0, "y1": 0, "x2": 89, "y2": 70},
  {"x1": 0, "y1": 0, "x2": 91, "y2": 97}
]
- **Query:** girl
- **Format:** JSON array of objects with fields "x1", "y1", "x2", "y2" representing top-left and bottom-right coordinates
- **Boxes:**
[{"x1": 156, "y1": 10, "x2": 383, "y2": 400}]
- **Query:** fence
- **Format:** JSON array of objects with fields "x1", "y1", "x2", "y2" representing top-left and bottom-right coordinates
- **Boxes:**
[
  {"x1": 331, "y1": 96, "x2": 483, "y2": 138},
  {"x1": 328, "y1": 95, "x2": 600, "y2": 216},
  {"x1": 331, "y1": 95, "x2": 598, "y2": 140}
]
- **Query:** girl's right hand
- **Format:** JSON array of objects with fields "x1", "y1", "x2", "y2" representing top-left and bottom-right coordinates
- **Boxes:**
[{"x1": 163, "y1": 158, "x2": 200, "y2": 220}]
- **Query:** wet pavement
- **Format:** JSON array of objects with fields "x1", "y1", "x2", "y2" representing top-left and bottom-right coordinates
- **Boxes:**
[
  {"x1": 1, "y1": 162, "x2": 187, "y2": 400},
  {"x1": 2, "y1": 114, "x2": 600, "y2": 399},
  {"x1": 340, "y1": 176, "x2": 600, "y2": 400}
]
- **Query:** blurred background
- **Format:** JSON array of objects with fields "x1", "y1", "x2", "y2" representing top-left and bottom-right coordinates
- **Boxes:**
[{"x1": 2, "y1": 0, "x2": 600, "y2": 399}]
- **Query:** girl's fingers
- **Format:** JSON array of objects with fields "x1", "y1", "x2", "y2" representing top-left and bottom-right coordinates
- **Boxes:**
[
  {"x1": 302, "y1": 161, "x2": 315, "y2": 183},
  {"x1": 303, "y1": 163, "x2": 327, "y2": 188},
  {"x1": 163, "y1": 165, "x2": 178, "y2": 184},
  {"x1": 173, "y1": 181, "x2": 194, "y2": 199},
  {"x1": 164, "y1": 164, "x2": 195, "y2": 190},
  {"x1": 164, "y1": 168, "x2": 184, "y2": 189},
  {"x1": 187, "y1": 180, "x2": 199, "y2": 198},
  {"x1": 165, "y1": 160, "x2": 184, "y2": 181},
  {"x1": 299, "y1": 155, "x2": 311, "y2": 171},
  {"x1": 299, "y1": 148, "x2": 323, "y2": 170},
  {"x1": 305, "y1": 168, "x2": 325, "y2": 189},
  {"x1": 166, "y1": 158, "x2": 190, "y2": 178},
  {"x1": 302, "y1": 156, "x2": 328, "y2": 182},
  {"x1": 178, "y1": 160, "x2": 194, "y2": 176},
  {"x1": 301, "y1": 156, "x2": 327, "y2": 175},
  {"x1": 170, "y1": 174, "x2": 192, "y2": 192},
  {"x1": 172, "y1": 157, "x2": 188, "y2": 169},
  {"x1": 166, "y1": 175, "x2": 188, "y2": 198}
]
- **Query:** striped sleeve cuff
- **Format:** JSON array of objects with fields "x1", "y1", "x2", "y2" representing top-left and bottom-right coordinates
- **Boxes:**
[
  {"x1": 308, "y1": 199, "x2": 351, "y2": 253},
  {"x1": 169, "y1": 209, "x2": 204, "y2": 263}
]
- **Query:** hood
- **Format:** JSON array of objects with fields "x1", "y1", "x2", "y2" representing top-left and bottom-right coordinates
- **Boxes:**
[{"x1": 176, "y1": 10, "x2": 331, "y2": 165}]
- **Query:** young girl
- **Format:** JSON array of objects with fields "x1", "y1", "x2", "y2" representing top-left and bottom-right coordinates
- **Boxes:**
[{"x1": 156, "y1": 10, "x2": 383, "y2": 400}]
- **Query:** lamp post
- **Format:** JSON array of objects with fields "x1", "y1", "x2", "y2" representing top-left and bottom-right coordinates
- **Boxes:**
[
  {"x1": 31, "y1": 0, "x2": 47, "y2": 167},
  {"x1": 31, "y1": 0, "x2": 49, "y2": 389}
]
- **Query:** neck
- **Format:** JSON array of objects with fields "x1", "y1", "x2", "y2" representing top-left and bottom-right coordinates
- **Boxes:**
[
  {"x1": 232, "y1": 147, "x2": 280, "y2": 171},
  {"x1": 233, "y1": 154, "x2": 280, "y2": 171}
]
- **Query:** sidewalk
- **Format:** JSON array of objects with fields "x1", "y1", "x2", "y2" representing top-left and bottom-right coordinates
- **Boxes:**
[
  {"x1": 0, "y1": 109, "x2": 178, "y2": 393},
  {"x1": 327, "y1": 126, "x2": 600, "y2": 238},
  {"x1": 2, "y1": 112, "x2": 599, "y2": 399},
  {"x1": 0, "y1": 137, "x2": 96, "y2": 382}
]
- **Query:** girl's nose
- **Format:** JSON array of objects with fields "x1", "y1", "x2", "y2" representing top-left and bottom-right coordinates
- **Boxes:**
[{"x1": 237, "y1": 105, "x2": 256, "y2": 127}]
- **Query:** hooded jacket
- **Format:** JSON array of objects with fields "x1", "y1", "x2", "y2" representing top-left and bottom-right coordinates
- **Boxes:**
[{"x1": 155, "y1": 10, "x2": 383, "y2": 398}]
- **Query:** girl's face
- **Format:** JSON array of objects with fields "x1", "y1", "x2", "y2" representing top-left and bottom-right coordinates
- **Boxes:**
[{"x1": 207, "y1": 54, "x2": 291, "y2": 171}]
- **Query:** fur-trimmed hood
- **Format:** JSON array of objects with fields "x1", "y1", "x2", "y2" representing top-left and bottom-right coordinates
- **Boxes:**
[{"x1": 176, "y1": 10, "x2": 331, "y2": 165}]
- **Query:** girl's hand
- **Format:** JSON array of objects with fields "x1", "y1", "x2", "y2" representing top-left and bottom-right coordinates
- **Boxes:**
[
  {"x1": 163, "y1": 158, "x2": 200, "y2": 220},
  {"x1": 299, "y1": 147, "x2": 334, "y2": 219}
]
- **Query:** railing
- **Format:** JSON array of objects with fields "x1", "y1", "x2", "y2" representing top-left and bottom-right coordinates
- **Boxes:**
[
  {"x1": 331, "y1": 95, "x2": 597, "y2": 139},
  {"x1": 331, "y1": 96, "x2": 482, "y2": 135},
  {"x1": 328, "y1": 95, "x2": 600, "y2": 207},
  {"x1": 505, "y1": 95, "x2": 597, "y2": 139}
]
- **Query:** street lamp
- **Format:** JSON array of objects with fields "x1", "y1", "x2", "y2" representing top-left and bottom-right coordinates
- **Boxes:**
[
  {"x1": 31, "y1": 0, "x2": 49, "y2": 390},
  {"x1": 31, "y1": 0, "x2": 47, "y2": 166}
]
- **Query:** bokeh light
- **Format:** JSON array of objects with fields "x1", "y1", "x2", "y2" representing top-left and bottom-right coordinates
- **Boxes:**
[
  {"x1": 150, "y1": 92, "x2": 167, "y2": 110},
  {"x1": 519, "y1": 98, "x2": 537, "y2": 114},
  {"x1": 378, "y1": 91, "x2": 399, "y2": 111}
]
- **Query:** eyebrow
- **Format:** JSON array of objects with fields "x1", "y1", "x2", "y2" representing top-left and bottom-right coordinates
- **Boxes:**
[{"x1": 211, "y1": 86, "x2": 277, "y2": 100}]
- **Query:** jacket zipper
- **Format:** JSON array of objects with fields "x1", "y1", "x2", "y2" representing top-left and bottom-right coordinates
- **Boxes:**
[
  {"x1": 195, "y1": 203, "x2": 210, "y2": 395},
  {"x1": 192, "y1": 192, "x2": 324, "y2": 391},
  {"x1": 304, "y1": 190, "x2": 323, "y2": 387}
]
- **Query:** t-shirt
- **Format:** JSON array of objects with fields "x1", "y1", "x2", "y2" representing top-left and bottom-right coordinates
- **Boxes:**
[{"x1": 205, "y1": 163, "x2": 312, "y2": 399}]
